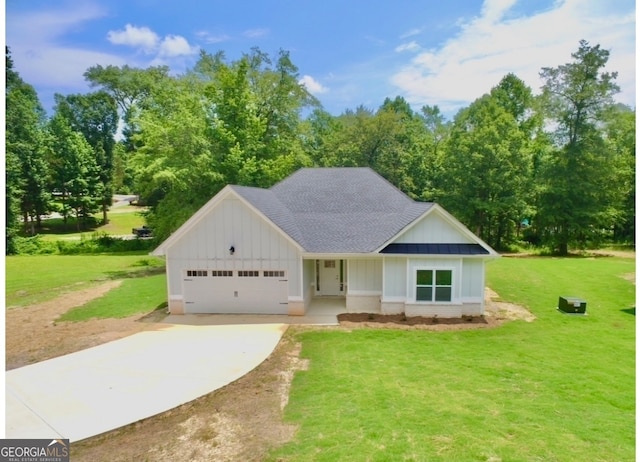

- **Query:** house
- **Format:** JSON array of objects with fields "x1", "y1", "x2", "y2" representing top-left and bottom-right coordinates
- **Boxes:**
[{"x1": 151, "y1": 167, "x2": 499, "y2": 317}]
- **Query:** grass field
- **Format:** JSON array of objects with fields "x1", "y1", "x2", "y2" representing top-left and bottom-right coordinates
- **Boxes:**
[
  {"x1": 5, "y1": 253, "x2": 164, "y2": 307},
  {"x1": 269, "y1": 256, "x2": 635, "y2": 461},
  {"x1": 4, "y1": 252, "x2": 635, "y2": 459},
  {"x1": 36, "y1": 207, "x2": 148, "y2": 241},
  {"x1": 58, "y1": 273, "x2": 167, "y2": 321}
]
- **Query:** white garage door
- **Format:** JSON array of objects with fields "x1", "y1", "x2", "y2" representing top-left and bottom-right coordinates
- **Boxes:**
[{"x1": 182, "y1": 270, "x2": 288, "y2": 314}]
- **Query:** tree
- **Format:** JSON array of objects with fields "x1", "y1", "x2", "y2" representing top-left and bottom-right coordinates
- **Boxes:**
[
  {"x1": 129, "y1": 49, "x2": 317, "y2": 241},
  {"x1": 46, "y1": 115, "x2": 102, "y2": 231},
  {"x1": 538, "y1": 40, "x2": 621, "y2": 254},
  {"x1": 201, "y1": 48, "x2": 315, "y2": 187},
  {"x1": 5, "y1": 47, "x2": 51, "y2": 242},
  {"x1": 417, "y1": 104, "x2": 451, "y2": 202},
  {"x1": 54, "y1": 92, "x2": 119, "y2": 223},
  {"x1": 375, "y1": 97, "x2": 432, "y2": 196},
  {"x1": 442, "y1": 92, "x2": 531, "y2": 249},
  {"x1": 302, "y1": 108, "x2": 343, "y2": 166},
  {"x1": 84, "y1": 64, "x2": 170, "y2": 152},
  {"x1": 602, "y1": 104, "x2": 635, "y2": 243}
]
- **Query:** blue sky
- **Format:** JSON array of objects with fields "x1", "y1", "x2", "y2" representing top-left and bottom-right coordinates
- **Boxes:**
[{"x1": 4, "y1": 0, "x2": 636, "y2": 118}]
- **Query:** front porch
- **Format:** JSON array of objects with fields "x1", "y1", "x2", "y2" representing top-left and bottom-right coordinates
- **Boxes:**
[{"x1": 306, "y1": 296, "x2": 347, "y2": 318}]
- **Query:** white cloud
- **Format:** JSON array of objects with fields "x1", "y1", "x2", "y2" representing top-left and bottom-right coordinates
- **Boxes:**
[
  {"x1": 6, "y1": 4, "x2": 199, "y2": 113},
  {"x1": 6, "y1": 3, "x2": 124, "y2": 99},
  {"x1": 390, "y1": 0, "x2": 636, "y2": 115},
  {"x1": 195, "y1": 31, "x2": 231, "y2": 44},
  {"x1": 107, "y1": 24, "x2": 159, "y2": 53},
  {"x1": 159, "y1": 35, "x2": 198, "y2": 57},
  {"x1": 299, "y1": 75, "x2": 329, "y2": 94},
  {"x1": 400, "y1": 28, "x2": 424, "y2": 39},
  {"x1": 480, "y1": 0, "x2": 519, "y2": 24},
  {"x1": 106, "y1": 24, "x2": 199, "y2": 60},
  {"x1": 7, "y1": 3, "x2": 107, "y2": 42},
  {"x1": 243, "y1": 28, "x2": 269, "y2": 38},
  {"x1": 395, "y1": 41, "x2": 421, "y2": 53}
]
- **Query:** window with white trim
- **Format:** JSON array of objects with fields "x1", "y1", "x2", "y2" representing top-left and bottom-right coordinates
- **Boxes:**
[{"x1": 416, "y1": 269, "x2": 452, "y2": 302}]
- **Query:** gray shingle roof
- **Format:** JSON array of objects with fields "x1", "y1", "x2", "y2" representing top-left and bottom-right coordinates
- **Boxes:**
[
  {"x1": 230, "y1": 185, "x2": 308, "y2": 248},
  {"x1": 234, "y1": 167, "x2": 433, "y2": 253}
]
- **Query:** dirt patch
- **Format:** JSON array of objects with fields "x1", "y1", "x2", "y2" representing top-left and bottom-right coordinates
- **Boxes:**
[
  {"x1": 338, "y1": 288, "x2": 535, "y2": 330},
  {"x1": 483, "y1": 287, "x2": 536, "y2": 323},
  {"x1": 5, "y1": 281, "x2": 167, "y2": 370},
  {"x1": 70, "y1": 332, "x2": 303, "y2": 462},
  {"x1": 587, "y1": 249, "x2": 635, "y2": 259},
  {"x1": 620, "y1": 272, "x2": 636, "y2": 284}
]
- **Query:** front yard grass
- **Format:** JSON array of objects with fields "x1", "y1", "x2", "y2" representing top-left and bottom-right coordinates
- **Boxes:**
[
  {"x1": 57, "y1": 273, "x2": 167, "y2": 321},
  {"x1": 5, "y1": 253, "x2": 164, "y2": 307},
  {"x1": 269, "y1": 256, "x2": 635, "y2": 461},
  {"x1": 35, "y1": 206, "x2": 148, "y2": 240}
]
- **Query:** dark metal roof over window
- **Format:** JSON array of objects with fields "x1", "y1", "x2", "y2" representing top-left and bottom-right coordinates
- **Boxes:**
[{"x1": 380, "y1": 243, "x2": 490, "y2": 255}]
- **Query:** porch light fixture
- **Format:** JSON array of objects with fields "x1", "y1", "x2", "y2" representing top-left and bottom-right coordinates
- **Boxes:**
[{"x1": 229, "y1": 245, "x2": 235, "y2": 255}]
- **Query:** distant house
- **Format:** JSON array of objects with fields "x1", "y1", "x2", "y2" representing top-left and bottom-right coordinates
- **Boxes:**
[{"x1": 152, "y1": 167, "x2": 499, "y2": 317}]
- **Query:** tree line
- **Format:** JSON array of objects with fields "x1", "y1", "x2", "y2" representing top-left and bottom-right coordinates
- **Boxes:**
[{"x1": 5, "y1": 40, "x2": 635, "y2": 255}]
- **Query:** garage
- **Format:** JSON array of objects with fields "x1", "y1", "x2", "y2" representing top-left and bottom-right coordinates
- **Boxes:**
[{"x1": 182, "y1": 269, "x2": 289, "y2": 314}]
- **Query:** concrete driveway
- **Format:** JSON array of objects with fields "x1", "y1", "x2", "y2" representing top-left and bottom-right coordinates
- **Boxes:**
[{"x1": 6, "y1": 323, "x2": 287, "y2": 442}]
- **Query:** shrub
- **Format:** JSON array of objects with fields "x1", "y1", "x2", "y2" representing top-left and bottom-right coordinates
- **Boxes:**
[
  {"x1": 12, "y1": 234, "x2": 156, "y2": 255},
  {"x1": 13, "y1": 236, "x2": 58, "y2": 255}
]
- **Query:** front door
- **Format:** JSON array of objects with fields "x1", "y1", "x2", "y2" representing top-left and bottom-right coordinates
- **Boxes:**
[{"x1": 318, "y1": 259, "x2": 343, "y2": 296}]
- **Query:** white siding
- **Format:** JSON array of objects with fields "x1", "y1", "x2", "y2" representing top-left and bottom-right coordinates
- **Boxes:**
[
  {"x1": 383, "y1": 257, "x2": 407, "y2": 298},
  {"x1": 382, "y1": 257, "x2": 486, "y2": 317},
  {"x1": 302, "y1": 259, "x2": 315, "y2": 305},
  {"x1": 166, "y1": 196, "x2": 301, "y2": 298},
  {"x1": 394, "y1": 212, "x2": 473, "y2": 244},
  {"x1": 461, "y1": 259, "x2": 484, "y2": 300},
  {"x1": 348, "y1": 259, "x2": 382, "y2": 294}
]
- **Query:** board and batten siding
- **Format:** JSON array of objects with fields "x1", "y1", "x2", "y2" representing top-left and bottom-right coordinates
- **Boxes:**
[
  {"x1": 381, "y1": 256, "x2": 485, "y2": 316},
  {"x1": 383, "y1": 257, "x2": 407, "y2": 299},
  {"x1": 461, "y1": 259, "x2": 485, "y2": 301},
  {"x1": 394, "y1": 212, "x2": 474, "y2": 244},
  {"x1": 165, "y1": 196, "x2": 302, "y2": 298},
  {"x1": 345, "y1": 259, "x2": 382, "y2": 313},
  {"x1": 347, "y1": 259, "x2": 382, "y2": 293}
]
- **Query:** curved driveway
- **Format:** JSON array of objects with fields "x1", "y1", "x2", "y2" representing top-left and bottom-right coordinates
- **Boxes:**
[{"x1": 6, "y1": 323, "x2": 287, "y2": 442}]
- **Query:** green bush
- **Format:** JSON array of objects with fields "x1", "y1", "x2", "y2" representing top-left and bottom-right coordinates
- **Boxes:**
[
  {"x1": 13, "y1": 236, "x2": 59, "y2": 255},
  {"x1": 12, "y1": 233, "x2": 156, "y2": 255}
]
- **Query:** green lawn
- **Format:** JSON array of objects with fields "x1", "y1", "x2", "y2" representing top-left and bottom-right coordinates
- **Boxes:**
[
  {"x1": 37, "y1": 207, "x2": 148, "y2": 241},
  {"x1": 5, "y1": 253, "x2": 165, "y2": 307},
  {"x1": 58, "y1": 273, "x2": 167, "y2": 321},
  {"x1": 270, "y1": 256, "x2": 635, "y2": 461}
]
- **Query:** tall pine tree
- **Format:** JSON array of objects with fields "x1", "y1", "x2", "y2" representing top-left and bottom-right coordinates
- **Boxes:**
[{"x1": 538, "y1": 40, "x2": 620, "y2": 254}]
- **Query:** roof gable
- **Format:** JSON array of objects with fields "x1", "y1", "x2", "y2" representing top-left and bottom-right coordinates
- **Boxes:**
[
  {"x1": 151, "y1": 186, "x2": 304, "y2": 256},
  {"x1": 378, "y1": 204, "x2": 498, "y2": 256}
]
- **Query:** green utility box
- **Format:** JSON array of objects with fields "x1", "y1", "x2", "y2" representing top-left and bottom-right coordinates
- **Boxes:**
[{"x1": 558, "y1": 296, "x2": 587, "y2": 314}]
